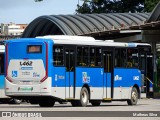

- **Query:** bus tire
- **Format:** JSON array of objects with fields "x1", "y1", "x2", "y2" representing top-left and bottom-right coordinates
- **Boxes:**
[
  {"x1": 127, "y1": 87, "x2": 138, "y2": 105},
  {"x1": 39, "y1": 99, "x2": 55, "y2": 107},
  {"x1": 80, "y1": 87, "x2": 89, "y2": 107},
  {"x1": 91, "y1": 101, "x2": 101, "y2": 106}
]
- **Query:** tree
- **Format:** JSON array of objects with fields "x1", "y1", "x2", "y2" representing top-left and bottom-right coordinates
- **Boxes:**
[
  {"x1": 77, "y1": 0, "x2": 92, "y2": 13},
  {"x1": 144, "y1": 0, "x2": 159, "y2": 12},
  {"x1": 109, "y1": 0, "x2": 144, "y2": 13},
  {"x1": 76, "y1": 0, "x2": 113, "y2": 13},
  {"x1": 76, "y1": 0, "x2": 144, "y2": 13}
]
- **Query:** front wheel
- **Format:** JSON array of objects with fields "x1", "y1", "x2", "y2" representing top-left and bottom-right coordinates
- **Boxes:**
[
  {"x1": 80, "y1": 87, "x2": 89, "y2": 107},
  {"x1": 127, "y1": 87, "x2": 138, "y2": 105}
]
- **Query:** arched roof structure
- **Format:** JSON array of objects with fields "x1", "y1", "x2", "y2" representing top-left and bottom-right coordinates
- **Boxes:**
[
  {"x1": 130, "y1": 2, "x2": 160, "y2": 30},
  {"x1": 22, "y1": 13, "x2": 150, "y2": 38}
]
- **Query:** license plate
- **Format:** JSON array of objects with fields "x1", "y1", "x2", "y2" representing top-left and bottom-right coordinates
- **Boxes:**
[{"x1": 18, "y1": 87, "x2": 33, "y2": 91}]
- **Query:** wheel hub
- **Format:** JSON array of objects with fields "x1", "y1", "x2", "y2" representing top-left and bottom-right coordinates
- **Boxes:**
[
  {"x1": 82, "y1": 91, "x2": 87, "y2": 103},
  {"x1": 132, "y1": 91, "x2": 137, "y2": 102}
]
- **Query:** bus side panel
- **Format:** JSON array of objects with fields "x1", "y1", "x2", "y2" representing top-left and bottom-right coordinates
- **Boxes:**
[
  {"x1": 107, "y1": 73, "x2": 111, "y2": 98},
  {"x1": 64, "y1": 72, "x2": 74, "y2": 99},
  {"x1": 65, "y1": 72, "x2": 69, "y2": 98},
  {"x1": 103, "y1": 73, "x2": 107, "y2": 98},
  {"x1": 75, "y1": 68, "x2": 103, "y2": 100},
  {"x1": 52, "y1": 67, "x2": 66, "y2": 99},
  {"x1": 0, "y1": 75, "x2": 4, "y2": 89},
  {"x1": 0, "y1": 75, "x2": 7, "y2": 98},
  {"x1": 113, "y1": 68, "x2": 141, "y2": 99},
  {"x1": 103, "y1": 73, "x2": 111, "y2": 99},
  {"x1": 69, "y1": 72, "x2": 74, "y2": 98}
]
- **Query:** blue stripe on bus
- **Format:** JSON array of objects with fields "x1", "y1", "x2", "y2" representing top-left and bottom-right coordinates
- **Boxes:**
[
  {"x1": 52, "y1": 68, "x2": 141, "y2": 88},
  {"x1": 65, "y1": 72, "x2": 74, "y2": 87},
  {"x1": 0, "y1": 75, "x2": 5, "y2": 89},
  {"x1": 114, "y1": 68, "x2": 141, "y2": 87},
  {"x1": 75, "y1": 68, "x2": 104, "y2": 87},
  {"x1": 103, "y1": 73, "x2": 111, "y2": 87},
  {"x1": 70, "y1": 72, "x2": 74, "y2": 87},
  {"x1": 52, "y1": 67, "x2": 66, "y2": 87},
  {"x1": 107, "y1": 73, "x2": 111, "y2": 87}
]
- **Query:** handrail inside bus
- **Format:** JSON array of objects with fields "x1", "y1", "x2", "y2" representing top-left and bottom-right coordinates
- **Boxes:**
[{"x1": 142, "y1": 76, "x2": 154, "y2": 85}]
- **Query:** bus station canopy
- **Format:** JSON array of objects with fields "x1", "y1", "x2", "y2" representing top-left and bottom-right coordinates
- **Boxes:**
[
  {"x1": 22, "y1": 13, "x2": 150, "y2": 40},
  {"x1": 130, "y1": 1, "x2": 160, "y2": 30}
]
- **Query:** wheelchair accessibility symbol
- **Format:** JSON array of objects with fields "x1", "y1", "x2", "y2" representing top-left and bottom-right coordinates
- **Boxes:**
[{"x1": 12, "y1": 71, "x2": 18, "y2": 77}]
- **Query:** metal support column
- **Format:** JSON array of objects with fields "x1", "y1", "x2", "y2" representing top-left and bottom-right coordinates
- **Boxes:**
[{"x1": 152, "y1": 42, "x2": 158, "y2": 95}]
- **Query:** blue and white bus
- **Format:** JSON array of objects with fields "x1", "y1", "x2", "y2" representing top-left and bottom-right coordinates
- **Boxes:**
[{"x1": 5, "y1": 35, "x2": 152, "y2": 107}]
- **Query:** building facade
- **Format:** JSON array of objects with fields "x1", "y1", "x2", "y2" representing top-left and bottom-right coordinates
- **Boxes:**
[{"x1": 0, "y1": 23, "x2": 27, "y2": 40}]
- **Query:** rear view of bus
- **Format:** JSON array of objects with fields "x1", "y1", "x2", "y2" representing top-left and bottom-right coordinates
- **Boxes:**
[{"x1": 5, "y1": 38, "x2": 52, "y2": 106}]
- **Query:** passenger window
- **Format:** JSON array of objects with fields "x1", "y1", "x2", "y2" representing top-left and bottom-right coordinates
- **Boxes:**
[
  {"x1": 127, "y1": 49, "x2": 139, "y2": 68},
  {"x1": 90, "y1": 47, "x2": 102, "y2": 67},
  {"x1": 115, "y1": 48, "x2": 127, "y2": 67},
  {"x1": 139, "y1": 48, "x2": 146, "y2": 70},
  {"x1": 53, "y1": 46, "x2": 64, "y2": 66},
  {"x1": 77, "y1": 46, "x2": 89, "y2": 66}
]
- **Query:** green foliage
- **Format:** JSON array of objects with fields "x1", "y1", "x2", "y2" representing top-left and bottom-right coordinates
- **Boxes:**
[
  {"x1": 144, "y1": 0, "x2": 160, "y2": 12},
  {"x1": 76, "y1": 0, "x2": 145, "y2": 13},
  {"x1": 77, "y1": 0, "x2": 91, "y2": 13}
]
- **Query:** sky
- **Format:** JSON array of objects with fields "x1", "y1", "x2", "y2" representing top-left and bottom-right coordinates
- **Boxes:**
[{"x1": 0, "y1": 0, "x2": 83, "y2": 24}]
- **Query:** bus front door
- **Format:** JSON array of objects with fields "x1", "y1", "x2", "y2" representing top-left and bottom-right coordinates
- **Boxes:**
[
  {"x1": 103, "y1": 51, "x2": 113, "y2": 100},
  {"x1": 146, "y1": 53, "x2": 154, "y2": 98},
  {"x1": 140, "y1": 51, "x2": 154, "y2": 98},
  {"x1": 65, "y1": 48, "x2": 75, "y2": 99}
]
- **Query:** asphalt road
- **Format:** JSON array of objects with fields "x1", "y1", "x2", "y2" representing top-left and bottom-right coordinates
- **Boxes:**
[{"x1": 0, "y1": 98, "x2": 159, "y2": 120}]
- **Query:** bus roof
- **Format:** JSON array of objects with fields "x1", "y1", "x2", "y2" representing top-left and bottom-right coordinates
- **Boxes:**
[
  {"x1": 36, "y1": 35, "x2": 96, "y2": 41},
  {"x1": 37, "y1": 35, "x2": 151, "y2": 48}
]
